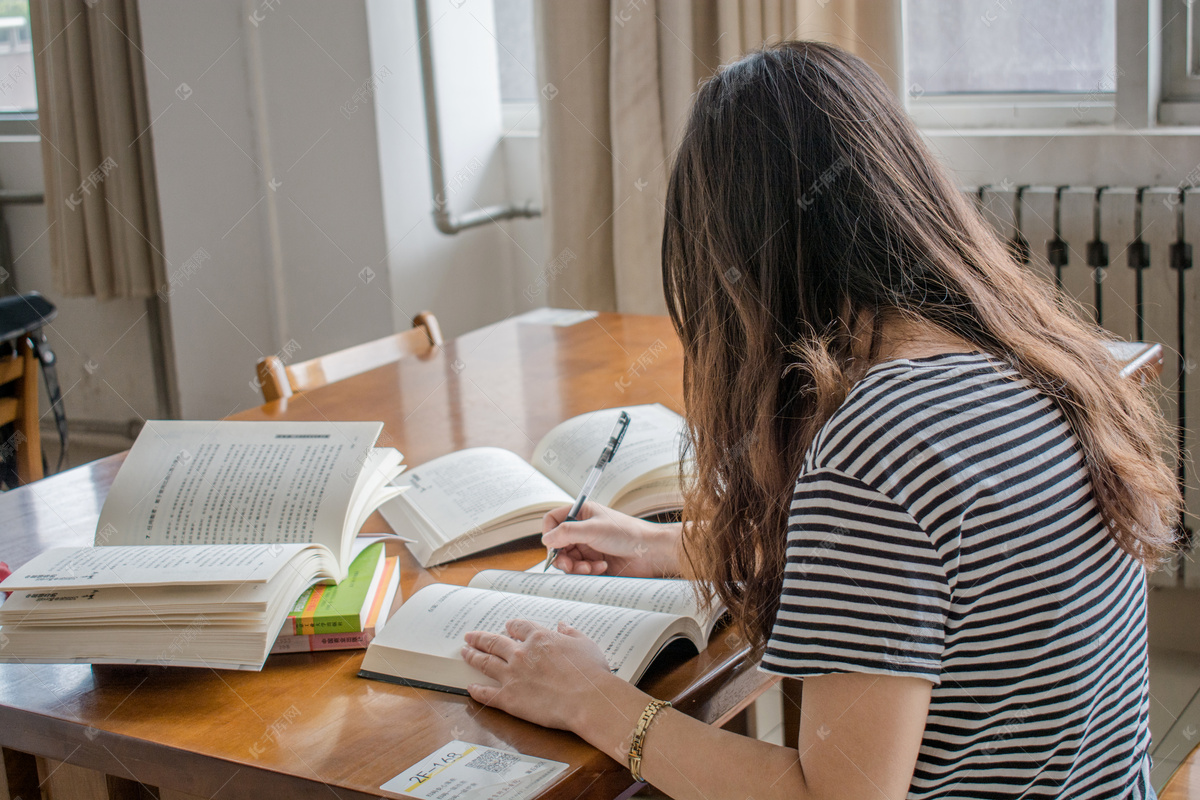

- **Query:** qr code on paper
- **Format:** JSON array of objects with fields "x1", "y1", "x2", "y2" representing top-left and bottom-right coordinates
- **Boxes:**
[{"x1": 466, "y1": 750, "x2": 520, "y2": 774}]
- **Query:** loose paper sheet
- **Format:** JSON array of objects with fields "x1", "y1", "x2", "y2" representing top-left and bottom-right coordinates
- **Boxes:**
[
  {"x1": 514, "y1": 308, "x2": 598, "y2": 327},
  {"x1": 382, "y1": 741, "x2": 567, "y2": 800}
]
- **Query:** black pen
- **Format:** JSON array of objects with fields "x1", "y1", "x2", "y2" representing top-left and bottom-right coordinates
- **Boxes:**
[{"x1": 543, "y1": 411, "x2": 631, "y2": 571}]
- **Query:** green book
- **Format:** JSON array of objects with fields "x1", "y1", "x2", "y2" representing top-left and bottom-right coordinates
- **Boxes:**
[{"x1": 285, "y1": 542, "x2": 387, "y2": 635}]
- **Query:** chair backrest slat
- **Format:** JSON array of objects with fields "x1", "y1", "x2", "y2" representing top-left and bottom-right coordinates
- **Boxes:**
[{"x1": 255, "y1": 311, "x2": 442, "y2": 402}]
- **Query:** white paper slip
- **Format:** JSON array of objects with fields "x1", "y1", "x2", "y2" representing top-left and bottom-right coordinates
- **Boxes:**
[
  {"x1": 515, "y1": 308, "x2": 599, "y2": 327},
  {"x1": 381, "y1": 740, "x2": 568, "y2": 800}
]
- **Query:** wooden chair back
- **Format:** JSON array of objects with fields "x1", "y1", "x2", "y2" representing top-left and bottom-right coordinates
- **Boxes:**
[
  {"x1": 255, "y1": 311, "x2": 443, "y2": 402},
  {"x1": 0, "y1": 337, "x2": 43, "y2": 483}
]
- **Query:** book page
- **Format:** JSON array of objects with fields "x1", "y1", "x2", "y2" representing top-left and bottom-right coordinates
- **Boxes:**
[
  {"x1": 0, "y1": 543, "x2": 318, "y2": 590},
  {"x1": 98, "y1": 421, "x2": 382, "y2": 555},
  {"x1": 393, "y1": 448, "x2": 573, "y2": 542},
  {"x1": 531, "y1": 404, "x2": 687, "y2": 505},
  {"x1": 469, "y1": 570, "x2": 702, "y2": 619},
  {"x1": 0, "y1": 578, "x2": 277, "y2": 619},
  {"x1": 377, "y1": 583, "x2": 682, "y2": 678}
]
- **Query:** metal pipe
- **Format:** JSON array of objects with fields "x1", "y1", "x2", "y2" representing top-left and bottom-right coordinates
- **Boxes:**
[
  {"x1": 414, "y1": 0, "x2": 541, "y2": 235},
  {"x1": 0, "y1": 190, "x2": 44, "y2": 205}
]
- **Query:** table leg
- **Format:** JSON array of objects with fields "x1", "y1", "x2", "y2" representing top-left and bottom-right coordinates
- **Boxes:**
[
  {"x1": 36, "y1": 757, "x2": 109, "y2": 799},
  {"x1": 781, "y1": 678, "x2": 803, "y2": 748},
  {"x1": 1, "y1": 748, "x2": 38, "y2": 800},
  {"x1": 719, "y1": 703, "x2": 758, "y2": 737},
  {"x1": 31, "y1": 756, "x2": 198, "y2": 800}
]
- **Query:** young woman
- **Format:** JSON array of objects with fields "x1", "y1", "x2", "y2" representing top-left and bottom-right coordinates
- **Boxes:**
[{"x1": 460, "y1": 42, "x2": 1178, "y2": 799}]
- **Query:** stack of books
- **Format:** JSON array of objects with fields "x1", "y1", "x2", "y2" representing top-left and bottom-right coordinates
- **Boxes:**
[
  {"x1": 0, "y1": 420, "x2": 405, "y2": 670},
  {"x1": 271, "y1": 540, "x2": 400, "y2": 653}
]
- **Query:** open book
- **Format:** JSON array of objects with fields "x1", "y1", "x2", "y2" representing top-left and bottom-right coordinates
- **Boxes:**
[
  {"x1": 379, "y1": 404, "x2": 689, "y2": 567},
  {"x1": 359, "y1": 569, "x2": 724, "y2": 694},
  {"x1": 0, "y1": 420, "x2": 405, "y2": 670}
]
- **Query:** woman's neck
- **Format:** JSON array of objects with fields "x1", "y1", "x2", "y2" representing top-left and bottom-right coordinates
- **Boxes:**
[{"x1": 869, "y1": 315, "x2": 976, "y2": 363}]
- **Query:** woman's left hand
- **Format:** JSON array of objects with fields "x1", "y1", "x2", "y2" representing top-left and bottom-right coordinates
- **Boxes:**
[{"x1": 462, "y1": 620, "x2": 617, "y2": 732}]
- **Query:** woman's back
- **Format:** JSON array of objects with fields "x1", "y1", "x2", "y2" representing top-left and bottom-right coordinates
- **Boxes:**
[{"x1": 763, "y1": 352, "x2": 1154, "y2": 798}]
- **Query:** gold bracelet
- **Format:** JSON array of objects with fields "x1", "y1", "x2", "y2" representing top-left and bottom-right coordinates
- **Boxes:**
[{"x1": 628, "y1": 698, "x2": 671, "y2": 782}]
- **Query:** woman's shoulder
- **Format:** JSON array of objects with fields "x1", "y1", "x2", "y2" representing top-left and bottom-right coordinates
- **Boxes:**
[{"x1": 804, "y1": 351, "x2": 1049, "y2": 478}]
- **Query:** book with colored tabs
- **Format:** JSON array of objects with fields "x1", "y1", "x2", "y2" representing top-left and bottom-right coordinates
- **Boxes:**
[
  {"x1": 271, "y1": 541, "x2": 400, "y2": 653},
  {"x1": 0, "y1": 420, "x2": 406, "y2": 670},
  {"x1": 379, "y1": 404, "x2": 690, "y2": 567},
  {"x1": 358, "y1": 569, "x2": 725, "y2": 694}
]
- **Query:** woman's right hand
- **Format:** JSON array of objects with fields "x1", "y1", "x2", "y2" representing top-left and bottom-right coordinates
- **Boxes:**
[{"x1": 540, "y1": 501, "x2": 681, "y2": 578}]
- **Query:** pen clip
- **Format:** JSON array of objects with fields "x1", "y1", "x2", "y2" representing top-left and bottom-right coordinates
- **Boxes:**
[
  {"x1": 611, "y1": 411, "x2": 630, "y2": 454},
  {"x1": 595, "y1": 411, "x2": 631, "y2": 469}
]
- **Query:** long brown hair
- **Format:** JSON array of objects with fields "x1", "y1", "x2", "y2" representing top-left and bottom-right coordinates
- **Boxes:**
[{"x1": 662, "y1": 41, "x2": 1180, "y2": 652}]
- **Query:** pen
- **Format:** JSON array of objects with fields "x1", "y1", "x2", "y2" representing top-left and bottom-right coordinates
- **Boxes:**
[{"x1": 543, "y1": 411, "x2": 631, "y2": 571}]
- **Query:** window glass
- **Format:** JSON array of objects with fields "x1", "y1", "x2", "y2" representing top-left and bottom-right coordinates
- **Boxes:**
[
  {"x1": 493, "y1": 0, "x2": 536, "y2": 103},
  {"x1": 0, "y1": 0, "x2": 34, "y2": 113},
  {"x1": 905, "y1": 0, "x2": 1116, "y2": 96}
]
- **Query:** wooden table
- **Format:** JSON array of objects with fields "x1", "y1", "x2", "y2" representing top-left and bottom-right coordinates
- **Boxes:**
[
  {"x1": 0, "y1": 312, "x2": 774, "y2": 800},
  {"x1": 1162, "y1": 741, "x2": 1200, "y2": 800}
]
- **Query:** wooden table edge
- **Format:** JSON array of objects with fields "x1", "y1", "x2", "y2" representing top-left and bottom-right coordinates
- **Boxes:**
[{"x1": 0, "y1": 704, "x2": 384, "y2": 800}]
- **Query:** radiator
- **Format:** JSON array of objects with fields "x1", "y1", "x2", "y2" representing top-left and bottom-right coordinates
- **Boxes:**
[{"x1": 967, "y1": 185, "x2": 1198, "y2": 587}]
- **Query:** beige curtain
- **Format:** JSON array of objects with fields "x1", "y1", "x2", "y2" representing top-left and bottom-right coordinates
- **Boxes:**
[
  {"x1": 30, "y1": 0, "x2": 165, "y2": 300},
  {"x1": 535, "y1": 0, "x2": 901, "y2": 315}
]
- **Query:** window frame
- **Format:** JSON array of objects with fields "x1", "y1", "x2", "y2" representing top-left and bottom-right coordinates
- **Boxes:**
[
  {"x1": 0, "y1": 112, "x2": 37, "y2": 137},
  {"x1": 0, "y1": 8, "x2": 38, "y2": 139},
  {"x1": 1159, "y1": 0, "x2": 1200, "y2": 123},
  {"x1": 906, "y1": 91, "x2": 1117, "y2": 129},
  {"x1": 900, "y1": 0, "x2": 1196, "y2": 131}
]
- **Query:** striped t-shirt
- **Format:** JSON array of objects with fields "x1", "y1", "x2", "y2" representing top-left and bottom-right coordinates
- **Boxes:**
[{"x1": 761, "y1": 352, "x2": 1154, "y2": 798}]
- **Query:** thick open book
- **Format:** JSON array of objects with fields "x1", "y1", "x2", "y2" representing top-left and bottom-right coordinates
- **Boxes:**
[
  {"x1": 0, "y1": 420, "x2": 405, "y2": 670},
  {"x1": 359, "y1": 569, "x2": 724, "y2": 694},
  {"x1": 379, "y1": 404, "x2": 689, "y2": 567}
]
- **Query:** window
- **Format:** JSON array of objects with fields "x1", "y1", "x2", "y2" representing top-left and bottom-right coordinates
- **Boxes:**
[
  {"x1": 903, "y1": 0, "x2": 1118, "y2": 127},
  {"x1": 0, "y1": 0, "x2": 36, "y2": 136},
  {"x1": 1160, "y1": 0, "x2": 1200, "y2": 122},
  {"x1": 492, "y1": 0, "x2": 538, "y2": 134}
]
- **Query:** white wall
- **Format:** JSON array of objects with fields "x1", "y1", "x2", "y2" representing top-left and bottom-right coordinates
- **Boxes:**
[
  {"x1": 365, "y1": 0, "x2": 545, "y2": 340},
  {"x1": 138, "y1": 0, "x2": 396, "y2": 420},
  {"x1": 0, "y1": 0, "x2": 544, "y2": 432}
]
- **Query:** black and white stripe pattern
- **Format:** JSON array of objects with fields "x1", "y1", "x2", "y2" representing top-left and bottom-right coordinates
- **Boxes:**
[{"x1": 762, "y1": 352, "x2": 1154, "y2": 799}]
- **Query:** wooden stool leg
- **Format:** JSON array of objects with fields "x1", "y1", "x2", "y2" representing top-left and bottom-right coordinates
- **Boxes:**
[{"x1": 15, "y1": 338, "x2": 42, "y2": 484}]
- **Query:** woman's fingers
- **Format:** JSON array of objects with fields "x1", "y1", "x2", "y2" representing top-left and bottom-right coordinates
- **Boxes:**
[
  {"x1": 540, "y1": 502, "x2": 631, "y2": 551},
  {"x1": 553, "y1": 549, "x2": 607, "y2": 575},
  {"x1": 505, "y1": 618, "x2": 543, "y2": 641},
  {"x1": 541, "y1": 501, "x2": 597, "y2": 533},
  {"x1": 463, "y1": 630, "x2": 517, "y2": 662},
  {"x1": 461, "y1": 645, "x2": 502, "y2": 677},
  {"x1": 541, "y1": 522, "x2": 592, "y2": 550},
  {"x1": 571, "y1": 542, "x2": 608, "y2": 562},
  {"x1": 467, "y1": 683, "x2": 501, "y2": 706}
]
